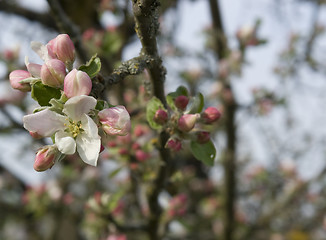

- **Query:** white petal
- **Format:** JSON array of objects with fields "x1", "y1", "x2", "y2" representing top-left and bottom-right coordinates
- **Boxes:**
[
  {"x1": 76, "y1": 133, "x2": 101, "y2": 166},
  {"x1": 55, "y1": 131, "x2": 76, "y2": 155},
  {"x1": 81, "y1": 114, "x2": 99, "y2": 139},
  {"x1": 25, "y1": 57, "x2": 41, "y2": 78},
  {"x1": 63, "y1": 95, "x2": 97, "y2": 121},
  {"x1": 30, "y1": 41, "x2": 51, "y2": 62},
  {"x1": 23, "y1": 109, "x2": 67, "y2": 137}
]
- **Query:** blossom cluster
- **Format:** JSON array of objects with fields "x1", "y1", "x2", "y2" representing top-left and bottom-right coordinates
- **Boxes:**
[
  {"x1": 9, "y1": 34, "x2": 131, "y2": 171},
  {"x1": 152, "y1": 93, "x2": 221, "y2": 152}
]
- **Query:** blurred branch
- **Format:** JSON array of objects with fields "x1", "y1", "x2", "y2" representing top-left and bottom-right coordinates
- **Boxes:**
[
  {"x1": 104, "y1": 213, "x2": 147, "y2": 232},
  {"x1": 0, "y1": 107, "x2": 23, "y2": 130},
  {"x1": 209, "y1": 1, "x2": 237, "y2": 240},
  {"x1": 209, "y1": 0, "x2": 229, "y2": 59},
  {"x1": 304, "y1": 0, "x2": 321, "y2": 70},
  {"x1": 0, "y1": 1, "x2": 58, "y2": 30},
  {"x1": 46, "y1": 0, "x2": 88, "y2": 63},
  {"x1": 239, "y1": 165, "x2": 326, "y2": 240}
]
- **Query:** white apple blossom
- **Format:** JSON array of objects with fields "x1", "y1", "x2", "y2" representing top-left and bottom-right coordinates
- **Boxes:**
[{"x1": 23, "y1": 95, "x2": 101, "y2": 166}]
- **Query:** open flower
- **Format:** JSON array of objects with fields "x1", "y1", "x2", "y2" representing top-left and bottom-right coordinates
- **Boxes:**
[{"x1": 23, "y1": 95, "x2": 101, "y2": 166}]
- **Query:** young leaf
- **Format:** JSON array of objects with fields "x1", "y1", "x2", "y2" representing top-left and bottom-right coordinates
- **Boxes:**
[
  {"x1": 188, "y1": 93, "x2": 204, "y2": 114},
  {"x1": 31, "y1": 82, "x2": 61, "y2": 106},
  {"x1": 79, "y1": 54, "x2": 101, "y2": 78},
  {"x1": 146, "y1": 97, "x2": 165, "y2": 130},
  {"x1": 190, "y1": 140, "x2": 216, "y2": 166}
]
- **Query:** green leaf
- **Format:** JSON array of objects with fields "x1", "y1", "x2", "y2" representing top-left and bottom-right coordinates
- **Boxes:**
[
  {"x1": 79, "y1": 54, "x2": 101, "y2": 78},
  {"x1": 146, "y1": 97, "x2": 165, "y2": 130},
  {"x1": 175, "y1": 86, "x2": 189, "y2": 97},
  {"x1": 31, "y1": 82, "x2": 61, "y2": 106},
  {"x1": 190, "y1": 140, "x2": 216, "y2": 166},
  {"x1": 188, "y1": 93, "x2": 204, "y2": 114},
  {"x1": 166, "y1": 95, "x2": 177, "y2": 111}
]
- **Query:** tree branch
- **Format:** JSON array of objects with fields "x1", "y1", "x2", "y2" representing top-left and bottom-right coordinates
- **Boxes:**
[
  {"x1": 131, "y1": 1, "x2": 172, "y2": 239},
  {"x1": 209, "y1": 1, "x2": 236, "y2": 240},
  {"x1": 0, "y1": 1, "x2": 58, "y2": 30},
  {"x1": 46, "y1": 0, "x2": 88, "y2": 63}
]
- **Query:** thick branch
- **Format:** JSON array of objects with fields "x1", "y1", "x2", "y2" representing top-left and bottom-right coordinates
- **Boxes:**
[
  {"x1": 132, "y1": 0, "x2": 167, "y2": 106},
  {"x1": 131, "y1": 1, "x2": 172, "y2": 239}
]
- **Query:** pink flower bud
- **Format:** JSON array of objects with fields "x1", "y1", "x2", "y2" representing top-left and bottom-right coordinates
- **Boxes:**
[
  {"x1": 135, "y1": 150, "x2": 150, "y2": 162},
  {"x1": 99, "y1": 106, "x2": 131, "y2": 136},
  {"x1": 47, "y1": 34, "x2": 75, "y2": 67},
  {"x1": 197, "y1": 131, "x2": 210, "y2": 144},
  {"x1": 41, "y1": 59, "x2": 66, "y2": 87},
  {"x1": 166, "y1": 138, "x2": 182, "y2": 152},
  {"x1": 153, "y1": 109, "x2": 168, "y2": 125},
  {"x1": 9, "y1": 70, "x2": 32, "y2": 92},
  {"x1": 201, "y1": 107, "x2": 221, "y2": 124},
  {"x1": 178, "y1": 114, "x2": 198, "y2": 132},
  {"x1": 34, "y1": 146, "x2": 57, "y2": 172},
  {"x1": 174, "y1": 95, "x2": 189, "y2": 110},
  {"x1": 64, "y1": 69, "x2": 92, "y2": 98}
]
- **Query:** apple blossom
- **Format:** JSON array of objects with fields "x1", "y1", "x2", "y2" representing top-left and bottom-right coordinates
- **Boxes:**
[
  {"x1": 9, "y1": 70, "x2": 32, "y2": 92},
  {"x1": 41, "y1": 59, "x2": 66, "y2": 87},
  {"x1": 98, "y1": 106, "x2": 131, "y2": 136},
  {"x1": 23, "y1": 95, "x2": 101, "y2": 166},
  {"x1": 64, "y1": 69, "x2": 92, "y2": 98}
]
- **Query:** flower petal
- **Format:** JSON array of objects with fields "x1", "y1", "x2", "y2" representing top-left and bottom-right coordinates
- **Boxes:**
[
  {"x1": 81, "y1": 114, "x2": 99, "y2": 139},
  {"x1": 55, "y1": 131, "x2": 76, "y2": 155},
  {"x1": 23, "y1": 109, "x2": 67, "y2": 137},
  {"x1": 76, "y1": 133, "x2": 101, "y2": 166},
  {"x1": 30, "y1": 41, "x2": 52, "y2": 62},
  {"x1": 63, "y1": 95, "x2": 97, "y2": 121}
]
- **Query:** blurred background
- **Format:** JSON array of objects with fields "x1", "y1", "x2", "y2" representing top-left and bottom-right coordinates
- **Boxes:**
[{"x1": 1, "y1": 0, "x2": 326, "y2": 239}]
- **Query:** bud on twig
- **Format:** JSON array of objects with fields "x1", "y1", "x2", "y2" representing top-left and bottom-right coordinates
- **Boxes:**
[
  {"x1": 178, "y1": 114, "x2": 198, "y2": 132},
  {"x1": 174, "y1": 95, "x2": 189, "y2": 110},
  {"x1": 41, "y1": 59, "x2": 66, "y2": 87},
  {"x1": 201, "y1": 107, "x2": 221, "y2": 124},
  {"x1": 34, "y1": 146, "x2": 58, "y2": 172},
  {"x1": 9, "y1": 70, "x2": 32, "y2": 92},
  {"x1": 153, "y1": 109, "x2": 168, "y2": 125},
  {"x1": 64, "y1": 69, "x2": 92, "y2": 98}
]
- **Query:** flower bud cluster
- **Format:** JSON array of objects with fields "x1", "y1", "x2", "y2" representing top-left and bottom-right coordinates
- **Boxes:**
[
  {"x1": 152, "y1": 91, "x2": 221, "y2": 152},
  {"x1": 9, "y1": 34, "x2": 92, "y2": 99},
  {"x1": 9, "y1": 34, "x2": 131, "y2": 171}
]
